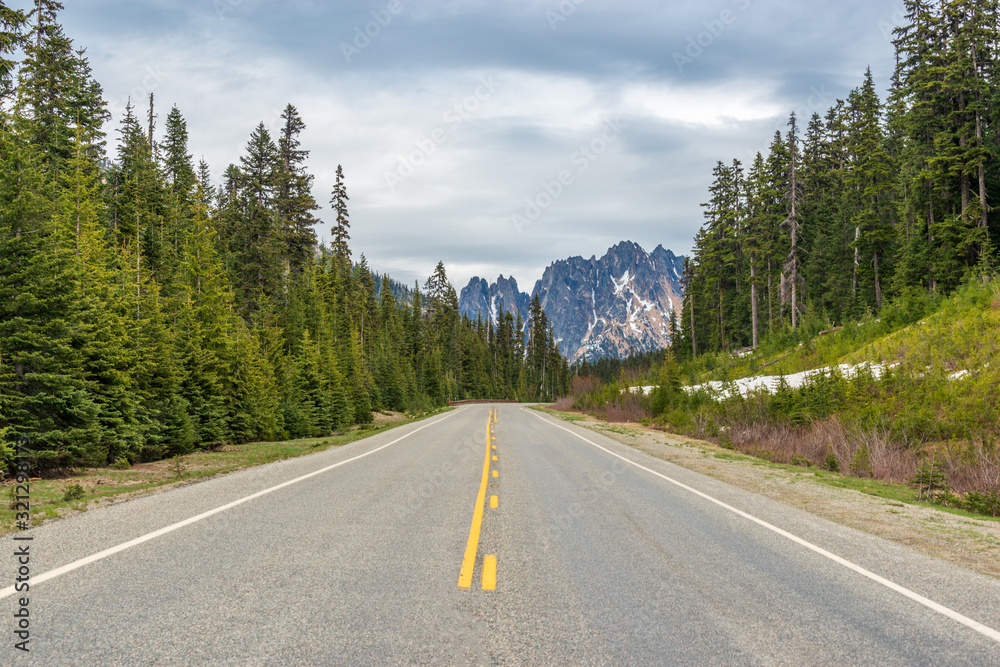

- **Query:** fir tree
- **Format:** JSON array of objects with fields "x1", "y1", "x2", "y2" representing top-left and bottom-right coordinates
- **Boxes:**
[
  {"x1": 330, "y1": 164, "x2": 351, "y2": 265},
  {"x1": 0, "y1": 115, "x2": 100, "y2": 467},
  {"x1": 274, "y1": 103, "x2": 319, "y2": 274}
]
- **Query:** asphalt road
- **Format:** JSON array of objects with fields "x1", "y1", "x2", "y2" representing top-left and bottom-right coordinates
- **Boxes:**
[{"x1": 2, "y1": 405, "x2": 1000, "y2": 665}]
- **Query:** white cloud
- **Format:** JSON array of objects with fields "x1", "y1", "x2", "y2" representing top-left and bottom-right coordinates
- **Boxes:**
[{"x1": 622, "y1": 80, "x2": 783, "y2": 128}]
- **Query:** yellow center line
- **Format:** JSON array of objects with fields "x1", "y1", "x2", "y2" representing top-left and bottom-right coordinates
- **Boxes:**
[
  {"x1": 482, "y1": 555, "x2": 497, "y2": 591},
  {"x1": 458, "y1": 411, "x2": 493, "y2": 590},
  {"x1": 490, "y1": 495, "x2": 498, "y2": 509}
]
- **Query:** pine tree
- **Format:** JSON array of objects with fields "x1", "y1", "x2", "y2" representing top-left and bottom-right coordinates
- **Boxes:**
[
  {"x1": 107, "y1": 101, "x2": 166, "y2": 275},
  {"x1": 848, "y1": 68, "x2": 896, "y2": 310},
  {"x1": 162, "y1": 105, "x2": 196, "y2": 205},
  {"x1": 0, "y1": 114, "x2": 100, "y2": 467},
  {"x1": 55, "y1": 131, "x2": 142, "y2": 462},
  {"x1": 783, "y1": 112, "x2": 803, "y2": 328},
  {"x1": 0, "y1": 3, "x2": 26, "y2": 107},
  {"x1": 274, "y1": 103, "x2": 318, "y2": 274},
  {"x1": 231, "y1": 122, "x2": 281, "y2": 316},
  {"x1": 18, "y1": 0, "x2": 107, "y2": 170},
  {"x1": 330, "y1": 163, "x2": 351, "y2": 266}
]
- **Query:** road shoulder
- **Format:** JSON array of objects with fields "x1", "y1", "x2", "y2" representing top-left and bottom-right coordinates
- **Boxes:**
[{"x1": 536, "y1": 408, "x2": 1000, "y2": 580}]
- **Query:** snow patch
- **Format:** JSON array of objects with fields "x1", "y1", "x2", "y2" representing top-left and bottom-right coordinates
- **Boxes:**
[
  {"x1": 612, "y1": 270, "x2": 631, "y2": 296},
  {"x1": 683, "y1": 363, "x2": 891, "y2": 399}
]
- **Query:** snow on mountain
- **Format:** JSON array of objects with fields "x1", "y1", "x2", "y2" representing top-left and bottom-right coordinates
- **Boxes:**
[{"x1": 458, "y1": 241, "x2": 685, "y2": 362}]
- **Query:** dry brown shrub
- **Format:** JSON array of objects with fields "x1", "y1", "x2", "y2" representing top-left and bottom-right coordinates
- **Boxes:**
[
  {"x1": 603, "y1": 394, "x2": 651, "y2": 423},
  {"x1": 571, "y1": 375, "x2": 602, "y2": 397},
  {"x1": 550, "y1": 396, "x2": 575, "y2": 412},
  {"x1": 941, "y1": 442, "x2": 1000, "y2": 494}
]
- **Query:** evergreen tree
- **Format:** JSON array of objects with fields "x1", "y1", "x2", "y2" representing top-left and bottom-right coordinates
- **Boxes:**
[
  {"x1": 19, "y1": 0, "x2": 107, "y2": 169},
  {"x1": 56, "y1": 131, "x2": 142, "y2": 462},
  {"x1": 330, "y1": 163, "x2": 351, "y2": 265},
  {"x1": 274, "y1": 103, "x2": 319, "y2": 273},
  {"x1": 0, "y1": 3, "x2": 26, "y2": 107},
  {"x1": 0, "y1": 115, "x2": 100, "y2": 467},
  {"x1": 783, "y1": 112, "x2": 803, "y2": 328},
  {"x1": 231, "y1": 122, "x2": 281, "y2": 315}
]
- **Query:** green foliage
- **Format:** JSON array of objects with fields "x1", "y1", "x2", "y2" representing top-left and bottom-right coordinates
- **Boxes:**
[
  {"x1": 849, "y1": 443, "x2": 873, "y2": 478},
  {"x1": 682, "y1": 2, "x2": 1000, "y2": 356},
  {"x1": 907, "y1": 460, "x2": 949, "y2": 501},
  {"x1": 961, "y1": 490, "x2": 1000, "y2": 517},
  {"x1": 171, "y1": 455, "x2": 187, "y2": 479},
  {"x1": 63, "y1": 483, "x2": 85, "y2": 502},
  {"x1": 0, "y1": 5, "x2": 571, "y2": 474}
]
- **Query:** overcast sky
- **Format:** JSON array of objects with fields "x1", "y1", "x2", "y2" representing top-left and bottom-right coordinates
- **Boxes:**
[{"x1": 54, "y1": 0, "x2": 904, "y2": 289}]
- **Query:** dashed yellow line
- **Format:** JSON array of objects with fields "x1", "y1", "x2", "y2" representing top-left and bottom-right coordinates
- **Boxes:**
[
  {"x1": 482, "y1": 555, "x2": 497, "y2": 591},
  {"x1": 490, "y1": 495, "x2": 498, "y2": 509},
  {"x1": 457, "y1": 411, "x2": 493, "y2": 590}
]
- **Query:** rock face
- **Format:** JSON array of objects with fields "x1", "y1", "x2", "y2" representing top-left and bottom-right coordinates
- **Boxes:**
[
  {"x1": 459, "y1": 241, "x2": 685, "y2": 362},
  {"x1": 457, "y1": 274, "x2": 531, "y2": 327}
]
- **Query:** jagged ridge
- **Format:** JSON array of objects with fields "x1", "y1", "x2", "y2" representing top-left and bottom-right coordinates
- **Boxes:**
[{"x1": 459, "y1": 241, "x2": 685, "y2": 362}]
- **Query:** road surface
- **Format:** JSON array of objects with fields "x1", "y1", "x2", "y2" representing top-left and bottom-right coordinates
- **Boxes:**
[{"x1": 2, "y1": 405, "x2": 999, "y2": 664}]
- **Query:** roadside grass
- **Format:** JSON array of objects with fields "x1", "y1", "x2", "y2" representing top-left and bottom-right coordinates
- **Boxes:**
[
  {"x1": 0, "y1": 408, "x2": 450, "y2": 536},
  {"x1": 537, "y1": 404, "x2": 999, "y2": 523}
]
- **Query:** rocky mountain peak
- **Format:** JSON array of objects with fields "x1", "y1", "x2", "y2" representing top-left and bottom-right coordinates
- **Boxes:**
[{"x1": 459, "y1": 241, "x2": 685, "y2": 362}]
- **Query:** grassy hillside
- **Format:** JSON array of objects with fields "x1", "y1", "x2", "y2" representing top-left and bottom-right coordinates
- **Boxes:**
[{"x1": 567, "y1": 280, "x2": 1000, "y2": 517}]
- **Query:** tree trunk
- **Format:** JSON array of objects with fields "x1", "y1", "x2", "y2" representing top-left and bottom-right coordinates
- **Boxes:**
[
  {"x1": 873, "y1": 250, "x2": 882, "y2": 309},
  {"x1": 147, "y1": 93, "x2": 155, "y2": 151},
  {"x1": 689, "y1": 294, "x2": 697, "y2": 359},
  {"x1": 974, "y1": 48, "x2": 988, "y2": 229},
  {"x1": 767, "y1": 260, "x2": 773, "y2": 333},
  {"x1": 750, "y1": 259, "x2": 759, "y2": 349},
  {"x1": 853, "y1": 225, "x2": 859, "y2": 301},
  {"x1": 928, "y1": 201, "x2": 936, "y2": 293},
  {"x1": 786, "y1": 113, "x2": 800, "y2": 329},
  {"x1": 718, "y1": 283, "x2": 725, "y2": 351}
]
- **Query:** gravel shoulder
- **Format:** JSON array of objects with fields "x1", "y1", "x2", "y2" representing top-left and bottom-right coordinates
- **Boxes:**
[{"x1": 542, "y1": 410, "x2": 1000, "y2": 581}]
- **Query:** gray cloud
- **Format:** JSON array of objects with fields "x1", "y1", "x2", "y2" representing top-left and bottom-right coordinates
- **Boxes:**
[{"x1": 54, "y1": 0, "x2": 903, "y2": 289}]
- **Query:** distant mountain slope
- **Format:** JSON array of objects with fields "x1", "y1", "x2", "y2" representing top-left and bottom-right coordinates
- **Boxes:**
[
  {"x1": 457, "y1": 274, "x2": 530, "y2": 326},
  {"x1": 372, "y1": 271, "x2": 414, "y2": 305},
  {"x1": 458, "y1": 241, "x2": 685, "y2": 362}
]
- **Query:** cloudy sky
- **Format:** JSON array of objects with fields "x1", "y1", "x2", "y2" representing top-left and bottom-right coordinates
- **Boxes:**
[{"x1": 55, "y1": 0, "x2": 904, "y2": 290}]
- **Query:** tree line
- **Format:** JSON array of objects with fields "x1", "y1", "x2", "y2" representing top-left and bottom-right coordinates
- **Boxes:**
[
  {"x1": 0, "y1": 1, "x2": 568, "y2": 471},
  {"x1": 678, "y1": 0, "x2": 1000, "y2": 358}
]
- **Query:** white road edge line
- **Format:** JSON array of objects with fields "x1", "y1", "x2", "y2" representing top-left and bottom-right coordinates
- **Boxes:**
[
  {"x1": 0, "y1": 409, "x2": 465, "y2": 600},
  {"x1": 527, "y1": 409, "x2": 1000, "y2": 645}
]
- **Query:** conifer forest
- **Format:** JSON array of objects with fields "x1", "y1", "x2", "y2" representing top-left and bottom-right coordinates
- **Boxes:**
[
  {"x1": 679, "y1": 1, "x2": 1000, "y2": 358},
  {"x1": 0, "y1": 2, "x2": 569, "y2": 472}
]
